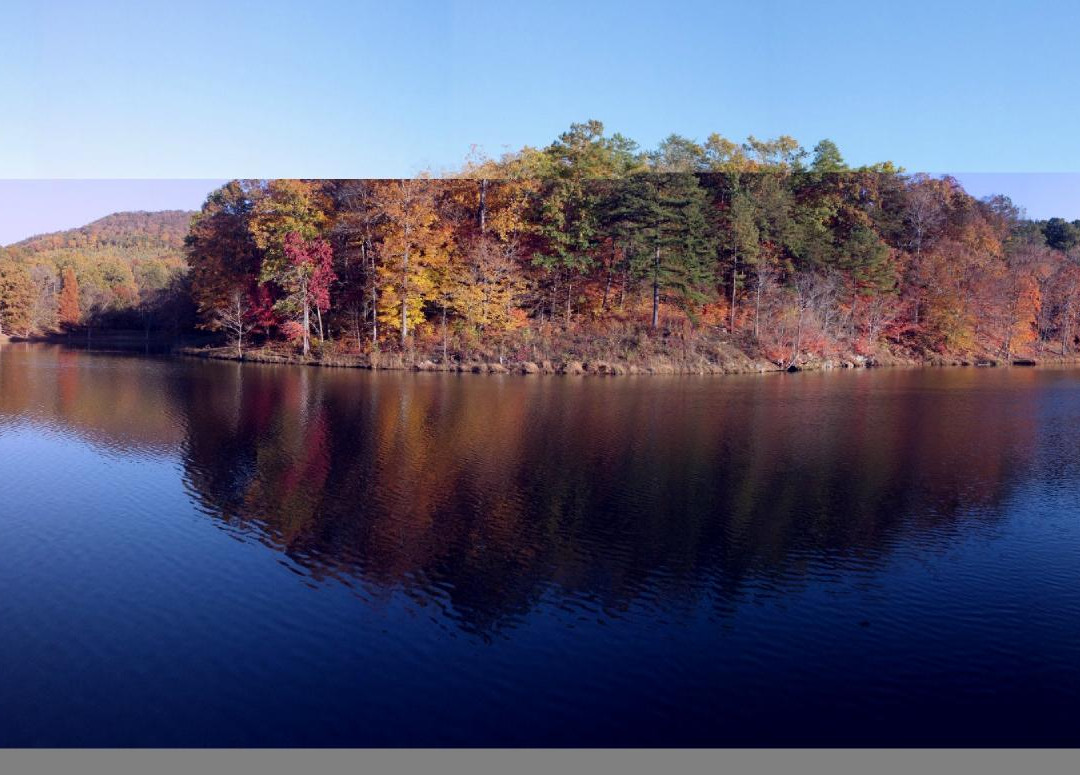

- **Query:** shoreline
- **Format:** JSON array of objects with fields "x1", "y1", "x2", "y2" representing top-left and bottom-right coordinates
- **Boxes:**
[
  {"x1": 174, "y1": 344, "x2": 1080, "y2": 376},
  {"x1": 8, "y1": 333, "x2": 1080, "y2": 376},
  {"x1": 178, "y1": 345, "x2": 779, "y2": 375}
]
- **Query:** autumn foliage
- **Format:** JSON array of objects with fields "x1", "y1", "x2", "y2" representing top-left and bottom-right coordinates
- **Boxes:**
[
  {"x1": 57, "y1": 267, "x2": 80, "y2": 326},
  {"x1": 0, "y1": 211, "x2": 190, "y2": 336},
  {"x1": 6, "y1": 123, "x2": 1080, "y2": 367}
]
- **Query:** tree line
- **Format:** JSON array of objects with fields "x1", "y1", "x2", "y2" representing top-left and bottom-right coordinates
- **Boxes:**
[{"x1": 5, "y1": 123, "x2": 1080, "y2": 368}]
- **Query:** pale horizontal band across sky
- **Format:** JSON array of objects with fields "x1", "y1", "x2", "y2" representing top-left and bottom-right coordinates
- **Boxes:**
[{"x1": 2, "y1": 175, "x2": 1079, "y2": 247}]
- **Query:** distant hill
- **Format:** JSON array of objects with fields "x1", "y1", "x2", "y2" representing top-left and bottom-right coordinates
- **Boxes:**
[
  {"x1": 0, "y1": 210, "x2": 196, "y2": 333},
  {"x1": 6, "y1": 210, "x2": 193, "y2": 255}
]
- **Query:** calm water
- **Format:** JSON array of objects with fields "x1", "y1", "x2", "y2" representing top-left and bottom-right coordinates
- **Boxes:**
[{"x1": 1, "y1": 343, "x2": 1079, "y2": 747}]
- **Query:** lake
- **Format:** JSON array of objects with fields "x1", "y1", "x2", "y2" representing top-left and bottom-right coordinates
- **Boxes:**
[{"x1": 1, "y1": 342, "x2": 1079, "y2": 746}]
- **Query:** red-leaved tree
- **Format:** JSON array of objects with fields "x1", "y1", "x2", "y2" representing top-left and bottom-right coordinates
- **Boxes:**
[{"x1": 278, "y1": 231, "x2": 336, "y2": 356}]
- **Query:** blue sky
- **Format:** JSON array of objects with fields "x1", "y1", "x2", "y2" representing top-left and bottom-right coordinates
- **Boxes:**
[{"x1": 2, "y1": 0, "x2": 1080, "y2": 242}]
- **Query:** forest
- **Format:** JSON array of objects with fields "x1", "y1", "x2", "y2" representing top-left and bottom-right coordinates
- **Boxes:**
[
  {"x1": 5, "y1": 121, "x2": 1080, "y2": 371},
  {"x1": 0, "y1": 210, "x2": 193, "y2": 339}
]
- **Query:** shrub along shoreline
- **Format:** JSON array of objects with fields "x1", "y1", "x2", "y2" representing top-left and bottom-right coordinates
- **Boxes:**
[{"x1": 5, "y1": 331, "x2": 1072, "y2": 375}]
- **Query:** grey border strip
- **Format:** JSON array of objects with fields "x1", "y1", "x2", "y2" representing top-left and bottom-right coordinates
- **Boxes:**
[{"x1": 2, "y1": 749, "x2": 1080, "y2": 775}]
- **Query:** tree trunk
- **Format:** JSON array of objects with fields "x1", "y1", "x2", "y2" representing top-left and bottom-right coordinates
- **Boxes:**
[
  {"x1": 602, "y1": 242, "x2": 616, "y2": 312},
  {"x1": 366, "y1": 240, "x2": 378, "y2": 344},
  {"x1": 602, "y1": 268, "x2": 613, "y2": 313},
  {"x1": 754, "y1": 276, "x2": 762, "y2": 339},
  {"x1": 302, "y1": 294, "x2": 311, "y2": 357},
  {"x1": 401, "y1": 241, "x2": 410, "y2": 348},
  {"x1": 479, "y1": 179, "x2": 487, "y2": 233},
  {"x1": 729, "y1": 250, "x2": 738, "y2": 332},
  {"x1": 1062, "y1": 308, "x2": 1071, "y2": 356},
  {"x1": 652, "y1": 245, "x2": 661, "y2": 329},
  {"x1": 913, "y1": 243, "x2": 922, "y2": 326},
  {"x1": 850, "y1": 288, "x2": 859, "y2": 340},
  {"x1": 236, "y1": 297, "x2": 244, "y2": 358},
  {"x1": 792, "y1": 308, "x2": 804, "y2": 367}
]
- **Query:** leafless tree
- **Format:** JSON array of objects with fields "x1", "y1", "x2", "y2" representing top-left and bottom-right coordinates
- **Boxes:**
[{"x1": 215, "y1": 288, "x2": 253, "y2": 358}]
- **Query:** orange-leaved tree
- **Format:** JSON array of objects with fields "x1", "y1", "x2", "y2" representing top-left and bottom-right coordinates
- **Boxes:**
[{"x1": 57, "y1": 266, "x2": 81, "y2": 326}]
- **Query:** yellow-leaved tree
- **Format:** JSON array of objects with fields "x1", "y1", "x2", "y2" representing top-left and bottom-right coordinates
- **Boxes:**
[
  {"x1": 454, "y1": 176, "x2": 534, "y2": 334},
  {"x1": 433, "y1": 160, "x2": 538, "y2": 359},
  {"x1": 372, "y1": 178, "x2": 453, "y2": 348}
]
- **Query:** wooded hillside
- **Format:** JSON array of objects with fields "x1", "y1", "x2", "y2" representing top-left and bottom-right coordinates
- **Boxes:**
[
  {"x1": 4, "y1": 124, "x2": 1080, "y2": 372},
  {"x1": 180, "y1": 124, "x2": 1080, "y2": 369},
  {"x1": 0, "y1": 210, "x2": 193, "y2": 336}
]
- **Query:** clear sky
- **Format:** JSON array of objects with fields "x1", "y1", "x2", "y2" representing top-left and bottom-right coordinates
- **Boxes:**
[{"x1": 3, "y1": 0, "x2": 1080, "y2": 241}]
